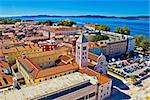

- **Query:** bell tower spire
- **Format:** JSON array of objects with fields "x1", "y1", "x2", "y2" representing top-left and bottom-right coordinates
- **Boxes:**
[{"x1": 76, "y1": 33, "x2": 88, "y2": 67}]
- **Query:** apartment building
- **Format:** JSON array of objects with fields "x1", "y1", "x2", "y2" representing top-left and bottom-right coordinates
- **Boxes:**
[
  {"x1": 107, "y1": 39, "x2": 127, "y2": 57},
  {"x1": 84, "y1": 24, "x2": 135, "y2": 57}
]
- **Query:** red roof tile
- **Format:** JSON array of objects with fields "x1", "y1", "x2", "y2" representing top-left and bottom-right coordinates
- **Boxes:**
[{"x1": 79, "y1": 68, "x2": 112, "y2": 84}]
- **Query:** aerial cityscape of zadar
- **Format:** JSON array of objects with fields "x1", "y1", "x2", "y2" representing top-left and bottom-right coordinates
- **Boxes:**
[{"x1": 0, "y1": 0, "x2": 149, "y2": 100}]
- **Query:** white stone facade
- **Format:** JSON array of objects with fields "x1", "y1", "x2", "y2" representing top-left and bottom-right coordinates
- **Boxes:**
[
  {"x1": 76, "y1": 34, "x2": 88, "y2": 67},
  {"x1": 94, "y1": 54, "x2": 108, "y2": 75},
  {"x1": 98, "y1": 81, "x2": 112, "y2": 100}
]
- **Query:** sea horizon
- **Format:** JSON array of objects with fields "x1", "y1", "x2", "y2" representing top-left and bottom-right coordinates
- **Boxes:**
[{"x1": 1, "y1": 15, "x2": 149, "y2": 38}]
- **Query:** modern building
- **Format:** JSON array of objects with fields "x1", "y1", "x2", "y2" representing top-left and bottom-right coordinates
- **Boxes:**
[
  {"x1": 89, "y1": 41, "x2": 108, "y2": 56},
  {"x1": 100, "y1": 31, "x2": 134, "y2": 57},
  {"x1": 83, "y1": 25, "x2": 135, "y2": 57},
  {"x1": 106, "y1": 39, "x2": 127, "y2": 57}
]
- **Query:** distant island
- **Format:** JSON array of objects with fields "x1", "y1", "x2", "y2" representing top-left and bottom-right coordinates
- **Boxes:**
[{"x1": 1, "y1": 15, "x2": 150, "y2": 20}]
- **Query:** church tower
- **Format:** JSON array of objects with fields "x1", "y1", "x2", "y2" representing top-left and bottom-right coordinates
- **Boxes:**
[
  {"x1": 94, "y1": 53, "x2": 108, "y2": 75},
  {"x1": 76, "y1": 33, "x2": 88, "y2": 67}
]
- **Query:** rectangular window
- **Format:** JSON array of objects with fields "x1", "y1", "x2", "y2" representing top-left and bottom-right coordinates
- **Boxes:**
[
  {"x1": 83, "y1": 46, "x2": 86, "y2": 50},
  {"x1": 76, "y1": 96, "x2": 84, "y2": 100},
  {"x1": 89, "y1": 92, "x2": 95, "y2": 98},
  {"x1": 107, "y1": 87, "x2": 109, "y2": 90},
  {"x1": 78, "y1": 46, "x2": 80, "y2": 49},
  {"x1": 85, "y1": 95, "x2": 88, "y2": 99}
]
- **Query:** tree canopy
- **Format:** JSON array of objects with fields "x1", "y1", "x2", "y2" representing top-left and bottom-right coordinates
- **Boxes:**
[
  {"x1": 114, "y1": 26, "x2": 130, "y2": 35},
  {"x1": 93, "y1": 34, "x2": 109, "y2": 42},
  {"x1": 36, "y1": 20, "x2": 53, "y2": 25},
  {"x1": 0, "y1": 19, "x2": 21, "y2": 24},
  {"x1": 95, "y1": 25, "x2": 110, "y2": 31},
  {"x1": 134, "y1": 35, "x2": 144, "y2": 46},
  {"x1": 56, "y1": 20, "x2": 76, "y2": 26},
  {"x1": 140, "y1": 39, "x2": 150, "y2": 51},
  {"x1": 134, "y1": 35, "x2": 150, "y2": 51}
]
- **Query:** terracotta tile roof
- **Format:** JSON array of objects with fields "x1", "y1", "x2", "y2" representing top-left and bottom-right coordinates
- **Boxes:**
[
  {"x1": 88, "y1": 52, "x2": 99, "y2": 62},
  {"x1": 2, "y1": 48, "x2": 17, "y2": 53},
  {"x1": 23, "y1": 36, "x2": 49, "y2": 41},
  {"x1": 16, "y1": 46, "x2": 28, "y2": 51},
  {"x1": 61, "y1": 55, "x2": 74, "y2": 64},
  {"x1": 17, "y1": 56, "x2": 79, "y2": 79},
  {"x1": 17, "y1": 57, "x2": 42, "y2": 79},
  {"x1": 57, "y1": 61, "x2": 66, "y2": 66},
  {"x1": 88, "y1": 62, "x2": 96, "y2": 67},
  {"x1": 1, "y1": 45, "x2": 41, "y2": 55},
  {"x1": 41, "y1": 26, "x2": 78, "y2": 33},
  {"x1": 79, "y1": 68, "x2": 112, "y2": 84},
  {"x1": 0, "y1": 74, "x2": 13, "y2": 89},
  {"x1": 26, "y1": 48, "x2": 68, "y2": 58},
  {"x1": 0, "y1": 61, "x2": 13, "y2": 89},
  {"x1": 0, "y1": 49, "x2": 3, "y2": 56},
  {"x1": 36, "y1": 63, "x2": 79, "y2": 79},
  {"x1": 84, "y1": 24, "x2": 96, "y2": 28},
  {"x1": 0, "y1": 39, "x2": 24, "y2": 47},
  {"x1": 0, "y1": 61, "x2": 10, "y2": 69}
]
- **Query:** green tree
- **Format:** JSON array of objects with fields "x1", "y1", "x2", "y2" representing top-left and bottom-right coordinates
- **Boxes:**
[
  {"x1": 134, "y1": 35, "x2": 144, "y2": 46},
  {"x1": 93, "y1": 34, "x2": 109, "y2": 42},
  {"x1": 14, "y1": 19, "x2": 21, "y2": 22},
  {"x1": 114, "y1": 26, "x2": 121, "y2": 33},
  {"x1": 36, "y1": 20, "x2": 53, "y2": 25},
  {"x1": 0, "y1": 19, "x2": 21, "y2": 24},
  {"x1": 45, "y1": 20, "x2": 53, "y2": 25},
  {"x1": 56, "y1": 20, "x2": 76, "y2": 26},
  {"x1": 140, "y1": 39, "x2": 150, "y2": 51},
  {"x1": 121, "y1": 26, "x2": 130, "y2": 35},
  {"x1": 114, "y1": 26, "x2": 130, "y2": 35},
  {"x1": 96, "y1": 25, "x2": 110, "y2": 31}
]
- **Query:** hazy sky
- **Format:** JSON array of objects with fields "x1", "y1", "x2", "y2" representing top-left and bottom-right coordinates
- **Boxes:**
[{"x1": 0, "y1": 0, "x2": 149, "y2": 17}]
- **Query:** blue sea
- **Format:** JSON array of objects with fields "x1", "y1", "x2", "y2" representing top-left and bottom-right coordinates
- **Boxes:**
[{"x1": 19, "y1": 17, "x2": 150, "y2": 38}]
